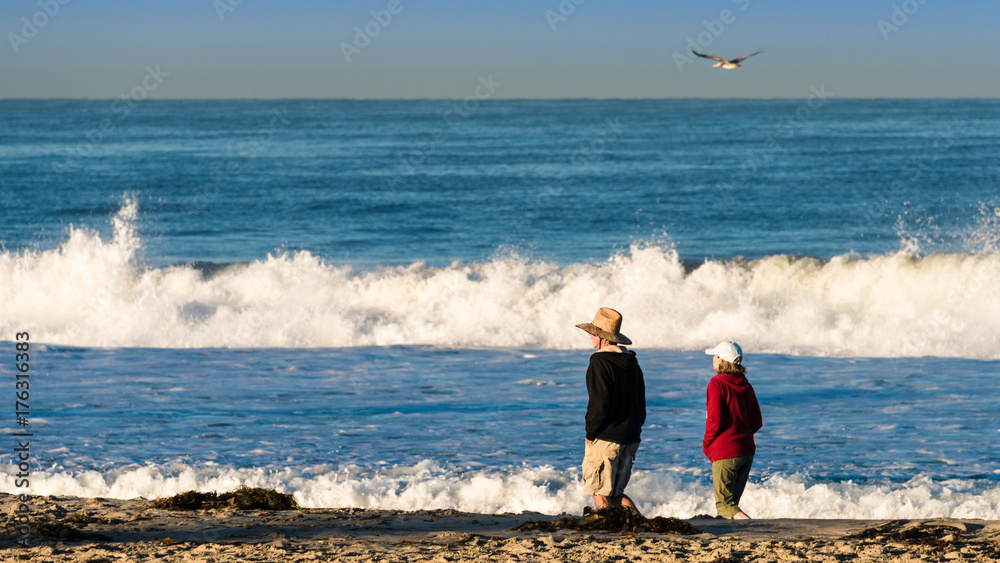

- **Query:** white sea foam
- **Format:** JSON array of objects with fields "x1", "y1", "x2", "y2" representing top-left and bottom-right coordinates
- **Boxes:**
[
  {"x1": 3, "y1": 200, "x2": 1000, "y2": 357},
  {"x1": 3, "y1": 462, "x2": 998, "y2": 519}
]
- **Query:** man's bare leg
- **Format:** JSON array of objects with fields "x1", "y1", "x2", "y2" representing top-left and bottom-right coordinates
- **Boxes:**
[
  {"x1": 591, "y1": 494, "x2": 642, "y2": 517},
  {"x1": 619, "y1": 494, "x2": 642, "y2": 517}
]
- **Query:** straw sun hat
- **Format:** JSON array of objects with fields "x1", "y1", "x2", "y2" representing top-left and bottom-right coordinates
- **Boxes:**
[{"x1": 576, "y1": 307, "x2": 632, "y2": 345}]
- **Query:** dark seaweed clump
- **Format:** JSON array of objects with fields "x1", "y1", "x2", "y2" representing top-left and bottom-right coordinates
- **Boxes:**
[
  {"x1": 151, "y1": 486, "x2": 299, "y2": 511},
  {"x1": 516, "y1": 506, "x2": 703, "y2": 535},
  {"x1": 847, "y1": 520, "x2": 966, "y2": 551}
]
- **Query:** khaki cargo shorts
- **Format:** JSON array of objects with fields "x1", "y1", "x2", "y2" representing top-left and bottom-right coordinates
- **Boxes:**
[{"x1": 582, "y1": 439, "x2": 639, "y2": 497}]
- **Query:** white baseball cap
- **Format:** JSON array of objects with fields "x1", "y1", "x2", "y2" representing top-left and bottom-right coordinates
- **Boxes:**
[{"x1": 705, "y1": 341, "x2": 743, "y2": 364}]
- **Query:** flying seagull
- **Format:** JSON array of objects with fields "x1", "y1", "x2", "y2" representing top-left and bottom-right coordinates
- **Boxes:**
[{"x1": 691, "y1": 49, "x2": 762, "y2": 69}]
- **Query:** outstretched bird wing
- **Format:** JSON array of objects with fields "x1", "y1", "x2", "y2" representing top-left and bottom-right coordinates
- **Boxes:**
[
  {"x1": 691, "y1": 50, "x2": 729, "y2": 64},
  {"x1": 731, "y1": 50, "x2": 762, "y2": 63}
]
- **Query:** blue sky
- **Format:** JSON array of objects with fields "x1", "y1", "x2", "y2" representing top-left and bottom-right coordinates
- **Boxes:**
[{"x1": 2, "y1": 0, "x2": 997, "y2": 98}]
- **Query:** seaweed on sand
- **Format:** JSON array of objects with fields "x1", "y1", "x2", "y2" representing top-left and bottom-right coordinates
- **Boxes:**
[
  {"x1": 151, "y1": 486, "x2": 299, "y2": 511},
  {"x1": 515, "y1": 506, "x2": 704, "y2": 535},
  {"x1": 847, "y1": 520, "x2": 967, "y2": 551}
]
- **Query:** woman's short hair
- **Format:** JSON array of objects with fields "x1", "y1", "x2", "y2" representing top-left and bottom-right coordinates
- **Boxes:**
[{"x1": 717, "y1": 358, "x2": 746, "y2": 376}]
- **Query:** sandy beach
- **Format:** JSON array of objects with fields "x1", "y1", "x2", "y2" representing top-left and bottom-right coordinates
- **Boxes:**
[{"x1": 3, "y1": 493, "x2": 998, "y2": 562}]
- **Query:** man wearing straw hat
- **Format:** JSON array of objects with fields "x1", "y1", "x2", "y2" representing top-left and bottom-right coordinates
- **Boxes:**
[{"x1": 576, "y1": 307, "x2": 646, "y2": 515}]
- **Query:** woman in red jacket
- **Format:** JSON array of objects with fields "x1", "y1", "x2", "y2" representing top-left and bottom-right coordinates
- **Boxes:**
[{"x1": 703, "y1": 341, "x2": 762, "y2": 519}]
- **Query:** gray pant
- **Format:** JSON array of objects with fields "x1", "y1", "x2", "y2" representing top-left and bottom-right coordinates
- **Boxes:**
[{"x1": 712, "y1": 455, "x2": 753, "y2": 519}]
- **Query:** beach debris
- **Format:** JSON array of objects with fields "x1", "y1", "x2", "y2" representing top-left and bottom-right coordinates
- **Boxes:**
[
  {"x1": 151, "y1": 486, "x2": 299, "y2": 511},
  {"x1": 691, "y1": 49, "x2": 762, "y2": 69},
  {"x1": 846, "y1": 520, "x2": 973, "y2": 552},
  {"x1": 515, "y1": 506, "x2": 704, "y2": 535},
  {"x1": 67, "y1": 512, "x2": 102, "y2": 525}
]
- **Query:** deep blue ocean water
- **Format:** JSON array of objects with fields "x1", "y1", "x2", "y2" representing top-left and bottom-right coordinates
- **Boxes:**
[
  {"x1": 3, "y1": 99, "x2": 999, "y2": 266},
  {"x1": 1, "y1": 99, "x2": 999, "y2": 517}
]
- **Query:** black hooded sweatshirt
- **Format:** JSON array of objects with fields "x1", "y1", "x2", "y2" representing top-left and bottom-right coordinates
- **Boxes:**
[{"x1": 585, "y1": 347, "x2": 646, "y2": 443}]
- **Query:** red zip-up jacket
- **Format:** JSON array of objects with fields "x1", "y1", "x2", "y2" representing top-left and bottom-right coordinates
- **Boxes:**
[{"x1": 703, "y1": 372, "x2": 762, "y2": 462}]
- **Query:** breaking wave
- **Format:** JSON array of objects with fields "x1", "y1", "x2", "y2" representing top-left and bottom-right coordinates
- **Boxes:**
[
  {"x1": 3, "y1": 200, "x2": 1000, "y2": 357},
  {"x1": 4, "y1": 461, "x2": 999, "y2": 519}
]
